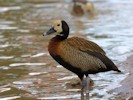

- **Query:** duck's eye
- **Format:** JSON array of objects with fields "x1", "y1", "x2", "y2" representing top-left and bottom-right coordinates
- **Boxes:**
[{"x1": 57, "y1": 24, "x2": 60, "y2": 26}]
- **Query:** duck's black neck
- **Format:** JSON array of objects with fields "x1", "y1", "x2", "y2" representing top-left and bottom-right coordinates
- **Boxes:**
[
  {"x1": 56, "y1": 20, "x2": 69, "y2": 40},
  {"x1": 56, "y1": 33, "x2": 68, "y2": 40}
]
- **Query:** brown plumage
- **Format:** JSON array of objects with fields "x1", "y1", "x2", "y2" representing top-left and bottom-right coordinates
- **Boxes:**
[
  {"x1": 44, "y1": 20, "x2": 121, "y2": 99},
  {"x1": 72, "y1": 4, "x2": 84, "y2": 16}
]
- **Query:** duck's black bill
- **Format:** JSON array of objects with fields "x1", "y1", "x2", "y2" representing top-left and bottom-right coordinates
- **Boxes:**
[{"x1": 43, "y1": 27, "x2": 56, "y2": 36}]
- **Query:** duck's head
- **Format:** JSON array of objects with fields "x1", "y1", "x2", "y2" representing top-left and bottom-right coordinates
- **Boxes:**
[
  {"x1": 44, "y1": 20, "x2": 69, "y2": 39},
  {"x1": 85, "y1": 3, "x2": 94, "y2": 12}
]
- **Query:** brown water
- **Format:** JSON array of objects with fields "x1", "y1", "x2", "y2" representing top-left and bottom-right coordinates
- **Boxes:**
[{"x1": 0, "y1": 0, "x2": 133, "y2": 100}]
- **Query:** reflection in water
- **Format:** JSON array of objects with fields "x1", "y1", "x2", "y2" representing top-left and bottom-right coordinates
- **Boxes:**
[{"x1": 0, "y1": 0, "x2": 132, "y2": 99}]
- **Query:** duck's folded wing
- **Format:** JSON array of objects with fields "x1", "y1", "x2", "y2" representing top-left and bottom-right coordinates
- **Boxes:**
[
  {"x1": 58, "y1": 37, "x2": 120, "y2": 72},
  {"x1": 58, "y1": 38, "x2": 106, "y2": 72}
]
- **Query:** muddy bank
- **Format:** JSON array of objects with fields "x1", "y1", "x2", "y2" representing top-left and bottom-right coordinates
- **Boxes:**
[{"x1": 112, "y1": 54, "x2": 133, "y2": 99}]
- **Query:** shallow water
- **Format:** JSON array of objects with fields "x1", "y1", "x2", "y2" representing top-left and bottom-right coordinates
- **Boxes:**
[{"x1": 0, "y1": 0, "x2": 133, "y2": 100}]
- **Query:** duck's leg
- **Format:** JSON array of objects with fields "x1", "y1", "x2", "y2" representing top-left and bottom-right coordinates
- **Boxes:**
[
  {"x1": 79, "y1": 75, "x2": 85, "y2": 100},
  {"x1": 86, "y1": 75, "x2": 90, "y2": 100},
  {"x1": 81, "y1": 79, "x2": 85, "y2": 100}
]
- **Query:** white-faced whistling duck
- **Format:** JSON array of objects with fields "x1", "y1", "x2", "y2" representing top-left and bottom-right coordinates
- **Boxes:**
[
  {"x1": 43, "y1": 20, "x2": 121, "y2": 100},
  {"x1": 72, "y1": 0, "x2": 94, "y2": 16}
]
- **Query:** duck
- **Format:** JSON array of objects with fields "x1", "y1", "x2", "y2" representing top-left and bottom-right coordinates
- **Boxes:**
[
  {"x1": 43, "y1": 20, "x2": 121, "y2": 100},
  {"x1": 71, "y1": 0, "x2": 94, "y2": 16}
]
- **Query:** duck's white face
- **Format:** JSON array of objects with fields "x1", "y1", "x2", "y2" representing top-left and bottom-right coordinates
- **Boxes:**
[
  {"x1": 45, "y1": 20, "x2": 63, "y2": 36},
  {"x1": 52, "y1": 20, "x2": 63, "y2": 34}
]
